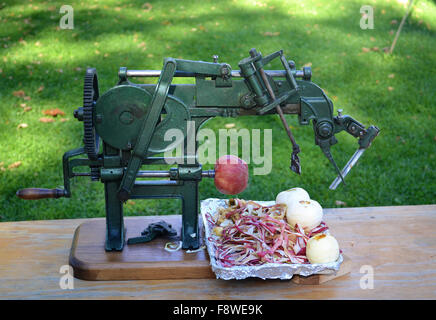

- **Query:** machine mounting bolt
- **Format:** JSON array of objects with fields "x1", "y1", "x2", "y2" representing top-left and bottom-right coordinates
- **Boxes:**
[
  {"x1": 119, "y1": 111, "x2": 134, "y2": 125},
  {"x1": 318, "y1": 121, "x2": 333, "y2": 138},
  {"x1": 240, "y1": 94, "x2": 254, "y2": 108}
]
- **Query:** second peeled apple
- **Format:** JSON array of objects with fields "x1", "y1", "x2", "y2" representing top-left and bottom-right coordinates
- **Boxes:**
[{"x1": 275, "y1": 187, "x2": 323, "y2": 230}]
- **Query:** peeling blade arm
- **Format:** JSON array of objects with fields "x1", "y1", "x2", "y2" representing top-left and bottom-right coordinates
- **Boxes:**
[{"x1": 329, "y1": 148, "x2": 366, "y2": 190}]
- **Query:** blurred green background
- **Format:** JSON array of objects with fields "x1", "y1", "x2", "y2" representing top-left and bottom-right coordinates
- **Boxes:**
[{"x1": 1, "y1": 0, "x2": 435, "y2": 221}]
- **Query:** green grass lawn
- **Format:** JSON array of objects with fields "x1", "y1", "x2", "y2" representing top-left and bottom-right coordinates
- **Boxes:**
[{"x1": 1, "y1": 0, "x2": 435, "y2": 221}]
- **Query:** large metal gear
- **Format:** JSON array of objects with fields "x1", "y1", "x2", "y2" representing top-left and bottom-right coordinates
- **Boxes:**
[{"x1": 82, "y1": 68, "x2": 100, "y2": 162}]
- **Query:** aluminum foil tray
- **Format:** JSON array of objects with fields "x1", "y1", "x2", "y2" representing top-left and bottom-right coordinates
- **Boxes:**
[{"x1": 201, "y1": 198, "x2": 343, "y2": 280}]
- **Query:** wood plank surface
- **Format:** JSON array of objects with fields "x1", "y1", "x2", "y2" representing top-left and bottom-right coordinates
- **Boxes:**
[{"x1": 0, "y1": 204, "x2": 435, "y2": 299}]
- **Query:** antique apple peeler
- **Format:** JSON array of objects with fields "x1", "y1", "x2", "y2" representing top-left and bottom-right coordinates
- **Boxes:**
[{"x1": 17, "y1": 48, "x2": 379, "y2": 251}]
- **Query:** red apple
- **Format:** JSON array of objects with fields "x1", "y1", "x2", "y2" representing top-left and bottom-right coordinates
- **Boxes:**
[{"x1": 214, "y1": 155, "x2": 248, "y2": 195}]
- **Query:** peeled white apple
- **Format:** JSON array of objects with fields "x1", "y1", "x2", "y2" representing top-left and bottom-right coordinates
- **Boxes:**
[
  {"x1": 306, "y1": 234, "x2": 340, "y2": 264},
  {"x1": 275, "y1": 187, "x2": 310, "y2": 207},
  {"x1": 285, "y1": 199, "x2": 323, "y2": 230},
  {"x1": 275, "y1": 188, "x2": 310, "y2": 221}
]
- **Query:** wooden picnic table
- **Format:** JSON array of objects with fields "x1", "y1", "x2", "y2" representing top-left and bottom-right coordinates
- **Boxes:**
[{"x1": 0, "y1": 204, "x2": 435, "y2": 299}]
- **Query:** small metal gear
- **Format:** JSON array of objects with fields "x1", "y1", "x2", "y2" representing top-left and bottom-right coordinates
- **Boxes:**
[{"x1": 83, "y1": 68, "x2": 100, "y2": 162}]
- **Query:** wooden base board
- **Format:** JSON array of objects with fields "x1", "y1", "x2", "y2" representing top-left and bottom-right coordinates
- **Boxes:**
[
  {"x1": 69, "y1": 216, "x2": 215, "y2": 281},
  {"x1": 70, "y1": 216, "x2": 351, "y2": 283}
]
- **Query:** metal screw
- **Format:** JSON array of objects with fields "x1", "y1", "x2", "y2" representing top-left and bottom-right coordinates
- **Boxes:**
[
  {"x1": 241, "y1": 94, "x2": 253, "y2": 108},
  {"x1": 337, "y1": 109, "x2": 343, "y2": 117},
  {"x1": 212, "y1": 55, "x2": 219, "y2": 63}
]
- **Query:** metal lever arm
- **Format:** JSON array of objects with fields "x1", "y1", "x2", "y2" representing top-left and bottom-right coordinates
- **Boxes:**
[
  {"x1": 117, "y1": 58, "x2": 177, "y2": 201},
  {"x1": 249, "y1": 48, "x2": 301, "y2": 174},
  {"x1": 258, "y1": 65, "x2": 301, "y2": 174}
]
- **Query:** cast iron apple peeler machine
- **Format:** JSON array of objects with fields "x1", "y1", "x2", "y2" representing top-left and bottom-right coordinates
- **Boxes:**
[{"x1": 16, "y1": 48, "x2": 379, "y2": 252}]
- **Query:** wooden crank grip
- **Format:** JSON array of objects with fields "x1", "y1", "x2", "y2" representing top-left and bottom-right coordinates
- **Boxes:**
[{"x1": 16, "y1": 188, "x2": 65, "y2": 200}]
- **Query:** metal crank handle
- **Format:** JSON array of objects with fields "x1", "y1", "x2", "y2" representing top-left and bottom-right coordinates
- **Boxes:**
[
  {"x1": 329, "y1": 148, "x2": 366, "y2": 190},
  {"x1": 16, "y1": 188, "x2": 66, "y2": 200},
  {"x1": 15, "y1": 169, "x2": 215, "y2": 200}
]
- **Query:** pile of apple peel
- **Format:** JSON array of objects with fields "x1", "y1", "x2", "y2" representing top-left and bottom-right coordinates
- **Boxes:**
[{"x1": 205, "y1": 188, "x2": 341, "y2": 268}]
